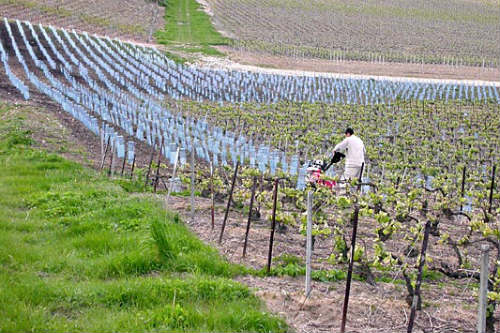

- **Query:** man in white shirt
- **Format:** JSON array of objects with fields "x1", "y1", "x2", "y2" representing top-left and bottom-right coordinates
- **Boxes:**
[{"x1": 333, "y1": 128, "x2": 365, "y2": 181}]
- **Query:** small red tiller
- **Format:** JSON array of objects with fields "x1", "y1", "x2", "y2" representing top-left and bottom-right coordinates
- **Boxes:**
[{"x1": 305, "y1": 151, "x2": 345, "y2": 190}]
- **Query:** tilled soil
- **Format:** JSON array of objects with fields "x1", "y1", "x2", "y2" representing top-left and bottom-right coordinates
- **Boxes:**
[{"x1": 163, "y1": 195, "x2": 479, "y2": 333}]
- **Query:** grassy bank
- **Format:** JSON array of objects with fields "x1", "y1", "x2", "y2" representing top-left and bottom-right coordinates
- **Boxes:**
[
  {"x1": 0, "y1": 102, "x2": 286, "y2": 332},
  {"x1": 155, "y1": 0, "x2": 228, "y2": 56}
]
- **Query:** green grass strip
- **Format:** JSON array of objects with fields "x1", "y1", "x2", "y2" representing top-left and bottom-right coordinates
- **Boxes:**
[
  {"x1": 0, "y1": 102, "x2": 286, "y2": 332},
  {"x1": 155, "y1": 0, "x2": 228, "y2": 56}
]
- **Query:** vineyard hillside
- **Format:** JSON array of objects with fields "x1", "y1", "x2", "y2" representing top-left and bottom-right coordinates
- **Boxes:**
[
  {"x1": 0, "y1": 1, "x2": 499, "y2": 333},
  {"x1": 203, "y1": 0, "x2": 500, "y2": 69},
  {"x1": 0, "y1": 0, "x2": 164, "y2": 42}
]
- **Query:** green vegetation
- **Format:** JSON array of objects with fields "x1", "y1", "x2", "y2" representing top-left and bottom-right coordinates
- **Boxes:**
[
  {"x1": 0, "y1": 103, "x2": 286, "y2": 332},
  {"x1": 155, "y1": 0, "x2": 229, "y2": 56},
  {"x1": 168, "y1": 98, "x2": 499, "y2": 320}
]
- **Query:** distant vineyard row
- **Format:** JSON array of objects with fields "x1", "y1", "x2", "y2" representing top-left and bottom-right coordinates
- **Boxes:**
[
  {"x1": 207, "y1": 0, "x2": 500, "y2": 68},
  {"x1": 0, "y1": 0, "x2": 164, "y2": 41}
]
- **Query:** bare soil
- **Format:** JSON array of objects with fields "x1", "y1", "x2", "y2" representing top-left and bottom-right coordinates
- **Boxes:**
[{"x1": 167, "y1": 195, "x2": 481, "y2": 333}]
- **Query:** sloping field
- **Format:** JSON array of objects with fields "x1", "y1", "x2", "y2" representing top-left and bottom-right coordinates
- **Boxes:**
[
  {"x1": 1, "y1": 0, "x2": 498, "y2": 81},
  {"x1": 0, "y1": 102, "x2": 287, "y2": 332},
  {"x1": 205, "y1": 0, "x2": 500, "y2": 67},
  {"x1": 0, "y1": 0, "x2": 164, "y2": 42},
  {"x1": 1, "y1": 6, "x2": 500, "y2": 333}
]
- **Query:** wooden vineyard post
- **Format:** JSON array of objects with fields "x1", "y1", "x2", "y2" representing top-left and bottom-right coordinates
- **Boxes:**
[
  {"x1": 100, "y1": 136, "x2": 111, "y2": 170},
  {"x1": 165, "y1": 148, "x2": 180, "y2": 208},
  {"x1": 357, "y1": 162, "x2": 365, "y2": 192},
  {"x1": 100, "y1": 125, "x2": 104, "y2": 161},
  {"x1": 340, "y1": 205, "x2": 360, "y2": 333},
  {"x1": 488, "y1": 165, "x2": 496, "y2": 214},
  {"x1": 478, "y1": 245, "x2": 490, "y2": 333},
  {"x1": 153, "y1": 141, "x2": 164, "y2": 193},
  {"x1": 266, "y1": 178, "x2": 280, "y2": 274},
  {"x1": 190, "y1": 143, "x2": 195, "y2": 223},
  {"x1": 242, "y1": 176, "x2": 258, "y2": 258},
  {"x1": 108, "y1": 143, "x2": 115, "y2": 177},
  {"x1": 305, "y1": 190, "x2": 313, "y2": 297},
  {"x1": 219, "y1": 161, "x2": 240, "y2": 244},
  {"x1": 460, "y1": 165, "x2": 466, "y2": 212},
  {"x1": 210, "y1": 160, "x2": 215, "y2": 230},
  {"x1": 144, "y1": 145, "x2": 156, "y2": 188},
  {"x1": 129, "y1": 155, "x2": 136, "y2": 179},
  {"x1": 407, "y1": 220, "x2": 432, "y2": 333},
  {"x1": 295, "y1": 140, "x2": 300, "y2": 176}
]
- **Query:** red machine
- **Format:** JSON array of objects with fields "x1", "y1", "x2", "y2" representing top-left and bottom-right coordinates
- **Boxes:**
[{"x1": 305, "y1": 152, "x2": 345, "y2": 190}]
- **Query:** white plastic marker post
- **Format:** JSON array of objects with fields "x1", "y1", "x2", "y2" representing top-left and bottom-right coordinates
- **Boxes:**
[
  {"x1": 165, "y1": 147, "x2": 180, "y2": 208},
  {"x1": 305, "y1": 191, "x2": 313, "y2": 297},
  {"x1": 478, "y1": 244, "x2": 490, "y2": 333}
]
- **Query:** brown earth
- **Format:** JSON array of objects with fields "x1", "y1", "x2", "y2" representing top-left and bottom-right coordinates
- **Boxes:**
[
  {"x1": 198, "y1": 0, "x2": 499, "y2": 82},
  {"x1": 166, "y1": 195, "x2": 480, "y2": 333}
]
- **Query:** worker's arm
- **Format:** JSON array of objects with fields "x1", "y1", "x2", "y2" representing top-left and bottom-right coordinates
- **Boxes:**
[{"x1": 333, "y1": 137, "x2": 348, "y2": 153}]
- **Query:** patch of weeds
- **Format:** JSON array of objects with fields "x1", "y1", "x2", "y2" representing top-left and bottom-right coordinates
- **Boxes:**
[
  {"x1": 422, "y1": 267, "x2": 444, "y2": 281},
  {"x1": 155, "y1": 0, "x2": 229, "y2": 57},
  {"x1": 312, "y1": 269, "x2": 348, "y2": 282},
  {"x1": 151, "y1": 216, "x2": 246, "y2": 277},
  {"x1": 275, "y1": 253, "x2": 303, "y2": 266},
  {"x1": 6, "y1": 129, "x2": 33, "y2": 148},
  {"x1": 376, "y1": 274, "x2": 405, "y2": 285},
  {"x1": 172, "y1": 189, "x2": 201, "y2": 197},
  {"x1": 162, "y1": 50, "x2": 187, "y2": 64}
]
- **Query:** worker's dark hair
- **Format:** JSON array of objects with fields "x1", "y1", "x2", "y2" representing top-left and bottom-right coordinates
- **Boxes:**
[{"x1": 345, "y1": 128, "x2": 354, "y2": 135}]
